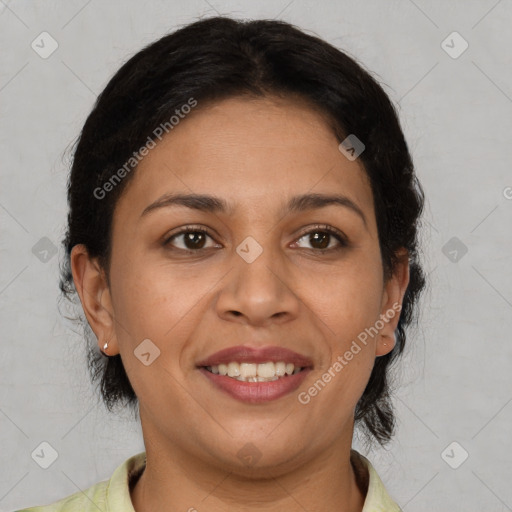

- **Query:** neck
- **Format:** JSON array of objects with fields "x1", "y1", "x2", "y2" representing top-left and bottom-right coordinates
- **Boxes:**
[{"x1": 131, "y1": 436, "x2": 366, "y2": 512}]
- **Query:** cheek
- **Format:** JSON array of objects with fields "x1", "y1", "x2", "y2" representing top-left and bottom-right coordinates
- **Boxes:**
[
  {"x1": 310, "y1": 256, "x2": 383, "y2": 343},
  {"x1": 321, "y1": 261, "x2": 383, "y2": 399},
  {"x1": 110, "y1": 253, "x2": 213, "y2": 362},
  {"x1": 109, "y1": 258, "x2": 201, "y2": 404},
  {"x1": 108, "y1": 250, "x2": 176, "y2": 343}
]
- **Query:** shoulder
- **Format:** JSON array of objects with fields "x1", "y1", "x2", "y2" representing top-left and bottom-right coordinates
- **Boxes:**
[
  {"x1": 14, "y1": 451, "x2": 146, "y2": 512},
  {"x1": 350, "y1": 449, "x2": 403, "y2": 512},
  {"x1": 14, "y1": 480, "x2": 109, "y2": 512}
]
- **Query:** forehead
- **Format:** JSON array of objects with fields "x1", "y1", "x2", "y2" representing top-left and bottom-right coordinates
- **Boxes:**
[{"x1": 114, "y1": 95, "x2": 375, "y2": 226}]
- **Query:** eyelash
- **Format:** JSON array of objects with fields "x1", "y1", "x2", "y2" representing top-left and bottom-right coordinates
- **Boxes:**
[{"x1": 162, "y1": 224, "x2": 349, "y2": 254}]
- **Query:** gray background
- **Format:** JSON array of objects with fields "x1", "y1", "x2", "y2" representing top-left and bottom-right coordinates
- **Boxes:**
[{"x1": 1, "y1": 1, "x2": 511, "y2": 511}]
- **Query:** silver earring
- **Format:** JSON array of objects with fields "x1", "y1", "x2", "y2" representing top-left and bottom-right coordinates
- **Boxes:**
[{"x1": 102, "y1": 340, "x2": 109, "y2": 355}]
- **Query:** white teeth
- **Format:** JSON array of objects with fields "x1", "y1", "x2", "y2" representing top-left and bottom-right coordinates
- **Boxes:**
[
  {"x1": 227, "y1": 362, "x2": 240, "y2": 377},
  {"x1": 275, "y1": 362, "x2": 286, "y2": 376},
  {"x1": 236, "y1": 375, "x2": 280, "y2": 382},
  {"x1": 257, "y1": 362, "x2": 275, "y2": 378},
  {"x1": 205, "y1": 361, "x2": 305, "y2": 380},
  {"x1": 239, "y1": 363, "x2": 257, "y2": 378}
]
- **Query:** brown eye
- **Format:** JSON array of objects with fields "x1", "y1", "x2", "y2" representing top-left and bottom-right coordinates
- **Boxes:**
[
  {"x1": 163, "y1": 227, "x2": 217, "y2": 252},
  {"x1": 181, "y1": 231, "x2": 208, "y2": 250},
  {"x1": 294, "y1": 225, "x2": 348, "y2": 252}
]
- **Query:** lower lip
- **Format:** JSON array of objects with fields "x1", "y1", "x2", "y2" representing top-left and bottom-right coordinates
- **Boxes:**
[{"x1": 198, "y1": 367, "x2": 311, "y2": 404}]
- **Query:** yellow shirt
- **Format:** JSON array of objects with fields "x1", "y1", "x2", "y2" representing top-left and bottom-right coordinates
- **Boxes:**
[{"x1": 16, "y1": 449, "x2": 402, "y2": 511}]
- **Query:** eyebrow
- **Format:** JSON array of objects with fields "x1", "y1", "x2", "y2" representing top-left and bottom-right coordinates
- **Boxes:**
[{"x1": 140, "y1": 192, "x2": 367, "y2": 228}]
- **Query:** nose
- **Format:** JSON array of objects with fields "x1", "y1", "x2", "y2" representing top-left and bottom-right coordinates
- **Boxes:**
[{"x1": 215, "y1": 239, "x2": 301, "y2": 328}]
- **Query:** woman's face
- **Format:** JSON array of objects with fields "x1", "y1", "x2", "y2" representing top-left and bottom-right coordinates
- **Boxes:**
[{"x1": 73, "y1": 95, "x2": 408, "y2": 474}]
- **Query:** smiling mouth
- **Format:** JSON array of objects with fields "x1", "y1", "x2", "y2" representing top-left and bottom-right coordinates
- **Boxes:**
[{"x1": 201, "y1": 361, "x2": 307, "y2": 382}]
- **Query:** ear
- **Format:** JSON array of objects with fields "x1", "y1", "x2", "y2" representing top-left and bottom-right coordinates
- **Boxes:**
[
  {"x1": 375, "y1": 248, "x2": 410, "y2": 357},
  {"x1": 70, "y1": 244, "x2": 119, "y2": 356}
]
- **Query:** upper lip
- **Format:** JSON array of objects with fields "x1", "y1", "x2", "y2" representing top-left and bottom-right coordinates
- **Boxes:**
[{"x1": 196, "y1": 345, "x2": 314, "y2": 368}]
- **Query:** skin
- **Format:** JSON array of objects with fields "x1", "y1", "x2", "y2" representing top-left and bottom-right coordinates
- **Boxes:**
[{"x1": 71, "y1": 95, "x2": 409, "y2": 512}]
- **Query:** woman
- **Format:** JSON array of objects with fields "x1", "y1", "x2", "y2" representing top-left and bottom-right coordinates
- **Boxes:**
[{"x1": 19, "y1": 15, "x2": 425, "y2": 512}]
